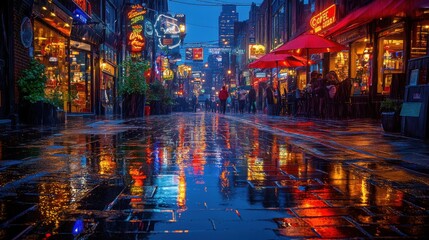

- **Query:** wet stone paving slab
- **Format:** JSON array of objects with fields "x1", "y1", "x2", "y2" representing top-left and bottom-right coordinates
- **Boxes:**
[{"x1": 0, "y1": 113, "x2": 429, "y2": 239}]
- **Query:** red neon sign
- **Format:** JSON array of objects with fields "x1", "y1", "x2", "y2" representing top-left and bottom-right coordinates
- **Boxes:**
[
  {"x1": 310, "y1": 4, "x2": 336, "y2": 33},
  {"x1": 129, "y1": 25, "x2": 145, "y2": 52},
  {"x1": 73, "y1": 0, "x2": 92, "y2": 16},
  {"x1": 127, "y1": 4, "x2": 146, "y2": 56}
]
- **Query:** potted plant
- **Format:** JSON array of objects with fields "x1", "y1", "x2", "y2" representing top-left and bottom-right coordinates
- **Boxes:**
[
  {"x1": 17, "y1": 59, "x2": 63, "y2": 125},
  {"x1": 118, "y1": 57, "x2": 150, "y2": 118},
  {"x1": 147, "y1": 81, "x2": 166, "y2": 115},
  {"x1": 380, "y1": 98, "x2": 402, "y2": 132},
  {"x1": 162, "y1": 94, "x2": 174, "y2": 114}
]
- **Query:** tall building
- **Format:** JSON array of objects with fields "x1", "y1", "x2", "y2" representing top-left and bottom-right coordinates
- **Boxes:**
[{"x1": 218, "y1": 4, "x2": 238, "y2": 48}]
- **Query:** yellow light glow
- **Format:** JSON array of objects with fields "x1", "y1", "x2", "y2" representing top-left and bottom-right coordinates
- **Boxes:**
[{"x1": 179, "y1": 24, "x2": 186, "y2": 33}]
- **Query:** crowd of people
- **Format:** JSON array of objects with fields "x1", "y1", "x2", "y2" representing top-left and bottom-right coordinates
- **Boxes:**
[{"x1": 190, "y1": 69, "x2": 351, "y2": 119}]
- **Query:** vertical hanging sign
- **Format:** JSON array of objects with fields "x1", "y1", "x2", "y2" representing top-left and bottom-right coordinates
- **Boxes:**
[{"x1": 127, "y1": 4, "x2": 147, "y2": 59}]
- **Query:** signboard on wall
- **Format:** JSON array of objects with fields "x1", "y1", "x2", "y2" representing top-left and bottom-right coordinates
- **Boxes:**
[
  {"x1": 193, "y1": 48, "x2": 203, "y2": 61},
  {"x1": 185, "y1": 48, "x2": 204, "y2": 61},
  {"x1": 154, "y1": 14, "x2": 181, "y2": 50},
  {"x1": 248, "y1": 44, "x2": 265, "y2": 60},
  {"x1": 127, "y1": 4, "x2": 146, "y2": 59},
  {"x1": 310, "y1": 4, "x2": 336, "y2": 33}
]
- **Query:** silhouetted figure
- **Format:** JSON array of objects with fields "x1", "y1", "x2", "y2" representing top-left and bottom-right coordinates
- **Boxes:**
[
  {"x1": 248, "y1": 87, "x2": 257, "y2": 114},
  {"x1": 218, "y1": 86, "x2": 229, "y2": 114}
]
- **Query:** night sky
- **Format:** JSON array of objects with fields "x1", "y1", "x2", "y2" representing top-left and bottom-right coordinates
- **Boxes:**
[{"x1": 168, "y1": 0, "x2": 263, "y2": 44}]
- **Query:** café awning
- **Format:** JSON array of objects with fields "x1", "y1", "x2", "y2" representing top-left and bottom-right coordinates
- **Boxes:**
[{"x1": 325, "y1": 0, "x2": 429, "y2": 36}]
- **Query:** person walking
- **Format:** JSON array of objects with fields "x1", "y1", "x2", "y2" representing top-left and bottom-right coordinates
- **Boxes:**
[
  {"x1": 210, "y1": 95, "x2": 217, "y2": 112},
  {"x1": 218, "y1": 86, "x2": 229, "y2": 114},
  {"x1": 191, "y1": 95, "x2": 198, "y2": 112},
  {"x1": 238, "y1": 88, "x2": 247, "y2": 114},
  {"x1": 315, "y1": 74, "x2": 328, "y2": 118},
  {"x1": 266, "y1": 83, "x2": 275, "y2": 115},
  {"x1": 205, "y1": 97, "x2": 210, "y2": 112},
  {"x1": 248, "y1": 87, "x2": 257, "y2": 114}
]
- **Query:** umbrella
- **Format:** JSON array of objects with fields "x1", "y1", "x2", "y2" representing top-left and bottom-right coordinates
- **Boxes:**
[
  {"x1": 248, "y1": 52, "x2": 307, "y2": 69},
  {"x1": 248, "y1": 52, "x2": 308, "y2": 87},
  {"x1": 272, "y1": 33, "x2": 347, "y2": 84}
]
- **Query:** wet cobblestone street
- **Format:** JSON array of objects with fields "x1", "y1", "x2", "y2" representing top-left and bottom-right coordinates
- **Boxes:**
[{"x1": 1, "y1": 112, "x2": 429, "y2": 239}]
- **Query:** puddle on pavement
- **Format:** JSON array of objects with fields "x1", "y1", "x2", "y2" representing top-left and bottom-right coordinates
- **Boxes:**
[{"x1": 0, "y1": 115, "x2": 429, "y2": 239}]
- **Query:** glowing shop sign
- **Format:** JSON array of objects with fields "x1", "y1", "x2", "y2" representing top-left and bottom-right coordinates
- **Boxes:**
[
  {"x1": 128, "y1": 4, "x2": 147, "y2": 20},
  {"x1": 129, "y1": 25, "x2": 145, "y2": 52},
  {"x1": 154, "y1": 14, "x2": 181, "y2": 49},
  {"x1": 248, "y1": 44, "x2": 265, "y2": 60},
  {"x1": 127, "y1": 4, "x2": 146, "y2": 57},
  {"x1": 310, "y1": 4, "x2": 336, "y2": 33},
  {"x1": 73, "y1": 0, "x2": 92, "y2": 16}
]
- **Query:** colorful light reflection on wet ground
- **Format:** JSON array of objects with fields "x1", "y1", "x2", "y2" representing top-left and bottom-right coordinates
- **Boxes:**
[{"x1": 0, "y1": 113, "x2": 429, "y2": 239}]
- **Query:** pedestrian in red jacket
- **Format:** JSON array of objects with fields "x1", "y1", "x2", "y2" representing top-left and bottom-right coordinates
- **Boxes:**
[{"x1": 218, "y1": 86, "x2": 229, "y2": 114}]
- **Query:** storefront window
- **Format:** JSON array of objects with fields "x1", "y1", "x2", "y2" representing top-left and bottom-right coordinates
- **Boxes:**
[
  {"x1": 411, "y1": 21, "x2": 429, "y2": 59},
  {"x1": 350, "y1": 39, "x2": 372, "y2": 95},
  {"x1": 271, "y1": 2, "x2": 286, "y2": 49},
  {"x1": 33, "y1": 20, "x2": 69, "y2": 109},
  {"x1": 70, "y1": 49, "x2": 92, "y2": 113},
  {"x1": 331, "y1": 51, "x2": 349, "y2": 81},
  {"x1": 101, "y1": 73, "x2": 114, "y2": 114},
  {"x1": 377, "y1": 25, "x2": 404, "y2": 95}
]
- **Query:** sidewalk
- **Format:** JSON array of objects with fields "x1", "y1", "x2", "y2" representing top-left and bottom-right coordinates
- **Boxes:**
[
  {"x1": 227, "y1": 113, "x2": 429, "y2": 174},
  {"x1": 1, "y1": 113, "x2": 429, "y2": 174}
]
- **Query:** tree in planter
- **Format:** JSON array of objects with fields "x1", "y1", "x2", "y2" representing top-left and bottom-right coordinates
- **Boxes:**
[
  {"x1": 147, "y1": 81, "x2": 174, "y2": 115},
  {"x1": 119, "y1": 58, "x2": 150, "y2": 118},
  {"x1": 17, "y1": 59, "x2": 47, "y2": 104},
  {"x1": 147, "y1": 81, "x2": 166, "y2": 115},
  {"x1": 17, "y1": 59, "x2": 62, "y2": 125},
  {"x1": 380, "y1": 98, "x2": 402, "y2": 132}
]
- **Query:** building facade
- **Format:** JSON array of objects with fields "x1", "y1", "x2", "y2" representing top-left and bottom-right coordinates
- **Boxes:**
[
  {"x1": 218, "y1": 4, "x2": 238, "y2": 48},
  {"x1": 246, "y1": 0, "x2": 429, "y2": 118}
]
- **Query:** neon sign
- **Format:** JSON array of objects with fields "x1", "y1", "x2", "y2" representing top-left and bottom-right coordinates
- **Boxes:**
[
  {"x1": 127, "y1": 4, "x2": 146, "y2": 58},
  {"x1": 73, "y1": 0, "x2": 92, "y2": 16},
  {"x1": 248, "y1": 44, "x2": 265, "y2": 60},
  {"x1": 129, "y1": 25, "x2": 145, "y2": 52},
  {"x1": 310, "y1": 4, "x2": 336, "y2": 33},
  {"x1": 128, "y1": 5, "x2": 146, "y2": 21},
  {"x1": 154, "y1": 14, "x2": 181, "y2": 50}
]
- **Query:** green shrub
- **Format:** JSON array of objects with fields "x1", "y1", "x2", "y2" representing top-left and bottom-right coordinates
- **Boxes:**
[
  {"x1": 118, "y1": 58, "x2": 150, "y2": 95},
  {"x1": 17, "y1": 60, "x2": 47, "y2": 103}
]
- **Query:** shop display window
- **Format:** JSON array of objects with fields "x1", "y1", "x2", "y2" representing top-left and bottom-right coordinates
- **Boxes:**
[
  {"x1": 70, "y1": 50, "x2": 92, "y2": 113},
  {"x1": 34, "y1": 20, "x2": 68, "y2": 110},
  {"x1": 411, "y1": 21, "x2": 429, "y2": 59},
  {"x1": 101, "y1": 72, "x2": 114, "y2": 114},
  {"x1": 377, "y1": 25, "x2": 404, "y2": 95},
  {"x1": 350, "y1": 39, "x2": 372, "y2": 95},
  {"x1": 331, "y1": 50, "x2": 349, "y2": 81}
]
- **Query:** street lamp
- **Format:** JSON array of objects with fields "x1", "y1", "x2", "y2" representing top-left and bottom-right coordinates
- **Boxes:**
[{"x1": 227, "y1": 69, "x2": 232, "y2": 87}]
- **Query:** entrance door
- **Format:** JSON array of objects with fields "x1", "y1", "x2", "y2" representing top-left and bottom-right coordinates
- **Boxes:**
[{"x1": 70, "y1": 50, "x2": 92, "y2": 113}]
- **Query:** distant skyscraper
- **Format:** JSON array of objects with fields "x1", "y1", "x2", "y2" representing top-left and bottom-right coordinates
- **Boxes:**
[{"x1": 218, "y1": 4, "x2": 238, "y2": 48}]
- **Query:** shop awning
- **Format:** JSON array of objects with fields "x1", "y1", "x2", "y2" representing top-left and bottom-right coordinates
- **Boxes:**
[{"x1": 325, "y1": 0, "x2": 429, "y2": 37}]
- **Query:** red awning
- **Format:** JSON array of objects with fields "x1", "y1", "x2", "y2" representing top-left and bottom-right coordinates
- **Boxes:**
[{"x1": 325, "y1": 0, "x2": 429, "y2": 36}]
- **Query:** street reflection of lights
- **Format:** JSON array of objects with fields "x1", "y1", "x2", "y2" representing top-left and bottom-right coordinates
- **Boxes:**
[
  {"x1": 177, "y1": 173, "x2": 186, "y2": 208},
  {"x1": 248, "y1": 157, "x2": 265, "y2": 181},
  {"x1": 220, "y1": 168, "x2": 230, "y2": 190},
  {"x1": 38, "y1": 182, "x2": 71, "y2": 226},
  {"x1": 99, "y1": 154, "x2": 116, "y2": 175},
  {"x1": 278, "y1": 145, "x2": 289, "y2": 166},
  {"x1": 361, "y1": 178, "x2": 369, "y2": 204}
]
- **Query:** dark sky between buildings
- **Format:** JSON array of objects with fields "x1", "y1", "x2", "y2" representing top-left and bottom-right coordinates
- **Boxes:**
[{"x1": 168, "y1": 0, "x2": 263, "y2": 45}]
